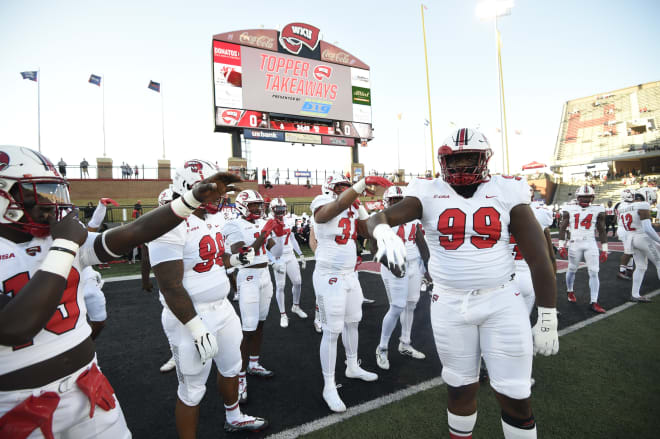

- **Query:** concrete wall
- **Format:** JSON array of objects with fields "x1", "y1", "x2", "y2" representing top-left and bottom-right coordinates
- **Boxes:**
[{"x1": 69, "y1": 178, "x2": 172, "y2": 202}]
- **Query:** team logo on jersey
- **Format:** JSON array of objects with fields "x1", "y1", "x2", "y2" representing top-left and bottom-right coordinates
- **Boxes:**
[
  {"x1": 25, "y1": 246, "x2": 41, "y2": 256},
  {"x1": 279, "y1": 23, "x2": 321, "y2": 55},
  {"x1": 328, "y1": 277, "x2": 337, "y2": 285},
  {"x1": 246, "y1": 276, "x2": 254, "y2": 281},
  {"x1": 433, "y1": 195, "x2": 450, "y2": 199},
  {"x1": 0, "y1": 152, "x2": 10, "y2": 171},
  {"x1": 432, "y1": 294, "x2": 439, "y2": 302}
]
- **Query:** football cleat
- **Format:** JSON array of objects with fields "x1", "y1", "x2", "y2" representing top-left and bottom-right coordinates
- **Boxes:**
[
  {"x1": 159, "y1": 357, "x2": 176, "y2": 373},
  {"x1": 617, "y1": 272, "x2": 631, "y2": 280},
  {"x1": 345, "y1": 360, "x2": 378, "y2": 382},
  {"x1": 314, "y1": 320, "x2": 322, "y2": 333},
  {"x1": 376, "y1": 347, "x2": 390, "y2": 370},
  {"x1": 630, "y1": 295, "x2": 652, "y2": 303},
  {"x1": 398, "y1": 342, "x2": 426, "y2": 360},
  {"x1": 291, "y1": 305, "x2": 308, "y2": 319},
  {"x1": 280, "y1": 314, "x2": 289, "y2": 328},
  {"x1": 224, "y1": 414, "x2": 268, "y2": 433},
  {"x1": 567, "y1": 292, "x2": 577, "y2": 303},
  {"x1": 247, "y1": 363, "x2": 274, "y2": 378},
  {"x1": 322, "y1": 385, "x2": 346, "y2": 413},
  {"x1": 590, "y1": 302, "x2": 606, "y2": 313}
]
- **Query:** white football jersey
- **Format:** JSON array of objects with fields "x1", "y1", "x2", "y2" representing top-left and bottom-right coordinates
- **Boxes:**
[
  {"x1": 269, "y1": 216, "x2": 297, "y2": 257},
  {"x1": 392, "y1": 220, "x2": 423, "y2": 261},
  {"x1": 616, "y1": 201, "x2": 651, "y2": 235},
  {"x1": 511, "y1": 203, "x2": 554, "y2": 270},
  {"x1": 406, "y1": 175, "x2": 529, "y2": 290},
  {"x1": 311, "y1": 193, "x2": 358, "y2": 273},
  {"x1": 148, "y1": 213, "x2": 230, "y2": 305},
  {"x1": 223, "y1": 217, "x2": 269, "y2": 266},
  {"x1": 0, "y1": 233, "x2": 102, "y2": 374},
  {"x1": 563, "y1": 203, "x2": 605, "y2": 241}
]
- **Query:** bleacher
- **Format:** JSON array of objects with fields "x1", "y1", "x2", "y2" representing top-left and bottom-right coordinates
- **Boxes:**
[{"x1": 552, "y1": 175, "x2": 660, "y2": 207}]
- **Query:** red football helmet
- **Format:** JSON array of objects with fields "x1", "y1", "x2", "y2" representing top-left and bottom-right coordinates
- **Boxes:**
[
  {"x1": 438, "y1": 128, "x2": 492, "y2": 186},
  {"x1": 0, "y1": 145, "x2": 72, "y2": 237}
]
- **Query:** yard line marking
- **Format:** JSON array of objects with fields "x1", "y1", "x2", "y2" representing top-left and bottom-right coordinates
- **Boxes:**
[{"x1": 268, "y1": 288, "x2": 660, "y2": 439}]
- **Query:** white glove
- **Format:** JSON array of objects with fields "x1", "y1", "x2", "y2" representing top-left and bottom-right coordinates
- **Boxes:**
[
  {"x1": 184, "y1": 315, "x2": 218, "y2": 364},
  {"x1": 373, "y1": 223, "x2": 406, "y2": 276},
  {"x1": 299, "y1": 255, "x2": 307, "y2": 270},
  {"x1": 274, "y1": 261, "x2": 286, "y2": 274},
  {"x1": 230, "y1": 247, "x2": 255, "y2": 267},
  {"x1": 532, "y1": 307, "x2": 559, "y2": 356}
]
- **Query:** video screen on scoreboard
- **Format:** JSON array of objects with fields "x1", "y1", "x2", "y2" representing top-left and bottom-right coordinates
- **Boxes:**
[{"x1": 213, "y1": 40, "x2": 372, "y2": 127}]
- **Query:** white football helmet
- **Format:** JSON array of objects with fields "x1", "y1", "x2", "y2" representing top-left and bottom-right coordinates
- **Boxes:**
[
  {"x1": 235, "y1": 190, "x2": 264, "y2": 220},
  {"x1": 383, "y1": 185, "x2": 405, "y2": 208},
  {"x1": 172, "y1": 159, "x2": 220, "y2": 213},
  {"x1": 621, "y1": 188, "x2": 634, "y2": 202},
  {"x1": 270, "y1": 197, "x2": 287, "y2": 219},
  {"x1": 0, "y1": 145, "x2": 72, "y2": 237},
  {"x1": 437, "y1": 128, "x2": 493, "y2": 186},
  {"x1": 575, "y1": 185, "x2": 595, "y2": 207},
  {"x1": 158, "y1": 187, "x2": 174, "y2": 206},
  {"x1": 635, "y1": 187, "x2": 657, "y2": 204},
  {"x1": 322, "y1": 173, "x2": 351, "y2": 197}
]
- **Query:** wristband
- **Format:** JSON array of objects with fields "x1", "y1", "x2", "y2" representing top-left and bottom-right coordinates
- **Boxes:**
[
  {"x1": 229, "y1": 253, "x2": 244, "y2": 267},
  {"x1": 558, "y1": 240, "x2": 565, "y2": 248},
  {"x1": 601, "y1": 243, "x2": 608, "y2": 252},
  {"x1": 184, "y1": 315, "x2": 206, "y2": 338},
  {"x1": 170, "y1": 190, "x2": 203, "y2": 218},
  {"x1": 357, "y1": 205, "x2": 369, "y2": 221},
  {"x1": 351, "y1": 179, "x2": 366, "y2": 194},
  {"x1": 537, "y1": 306, "x2": 558, "y2": 323},
  {"x1": 40, "y1": 239, "x2": 79, "y2": 279}
]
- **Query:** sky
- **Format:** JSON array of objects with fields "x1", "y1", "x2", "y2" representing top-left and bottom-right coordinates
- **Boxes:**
[{"x1": 1, "y1": 0, "x2": 659, "y2": 178}]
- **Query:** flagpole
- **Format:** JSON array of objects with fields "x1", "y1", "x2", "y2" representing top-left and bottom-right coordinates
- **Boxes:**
[
  {"x1": 160, "y1": 84, "x2": 165, "y2": 159},
  {"x1": 102, "y1": 73, "x2": 107, "y2": 157},
  {"x1": 423, "y1": 121, "x2": 428, "y2": 174},
  {"x1": 496, "y1": 25, "x2": 510, "y2": 174},
  {"x1": 421, "y1": 4, "x2": 436, "y2": 176},
  {"x1": 37, "y1": 67, "x2": 41, "y2": 152}
]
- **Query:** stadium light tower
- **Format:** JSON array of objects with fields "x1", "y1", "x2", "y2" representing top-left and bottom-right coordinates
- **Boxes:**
[{"x1": 476, "y1": 0, "x2": 513, "y2": 175}]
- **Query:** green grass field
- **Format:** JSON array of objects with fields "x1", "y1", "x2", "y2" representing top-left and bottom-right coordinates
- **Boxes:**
[{"x1": 306, "y1": 300, "x2": 660, "y2": 438}]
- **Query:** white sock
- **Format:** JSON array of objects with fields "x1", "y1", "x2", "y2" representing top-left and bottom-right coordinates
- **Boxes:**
[
  {"x1": 399, "y1": 301, "x2": 417, "y2": 346},
  {"x1": 342, "y1": 322, "x2": 360, "y2": 369},
  {"x1": 320, "y1": 330, "x2": 339, "y2": 390},
  {"x1": 588, "y1": 270, "x2": 600, "y2": 303},
  {"x1": 225, "y1": 400, "x2": 242, "y2": 423},
  {"x1": 448, "y1": 410, "x2": 477, "y2": 438},
  {"x1": 249, "y1": 356, "x2": 259, "y2": 368},
  {"x1": 379, "y1": 304, "x2": 403, "y2": 349},
  {"x1": 501, "y1": 416, "x2": 536, "y2": 438},
  {"x1": 632, "y1": 267, "x2": 645, "y2": 298}
]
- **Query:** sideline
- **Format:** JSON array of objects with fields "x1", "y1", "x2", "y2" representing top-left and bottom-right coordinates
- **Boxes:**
[{"x1": 267, "y1": 288, "x2": 660, "y2": 439}]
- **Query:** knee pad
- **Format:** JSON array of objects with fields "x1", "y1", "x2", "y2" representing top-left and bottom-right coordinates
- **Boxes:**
[
  {"x1": 177, "y1": 381, "x2": 206, "y2": 407},
  {"x1": 220, "y1": 358, "x2": 242, "y2": 379}
]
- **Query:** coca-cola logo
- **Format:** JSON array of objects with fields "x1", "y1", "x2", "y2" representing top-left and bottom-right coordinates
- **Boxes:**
[
  {"x1": 322, "y1": 49, "x2": 350, "y2": 64},
  {"x1": 221, "y1": 109, "x2": 241, "y2": 125},
  {"x1": 239, "y1": 32, "x2": 275, "y2": 49},
  {"x1": 279, "y1": 22, "x2": 320, "y2": 55},
  {"x1": 313, "y1": 65, "x2": 332, "y2": 81}
]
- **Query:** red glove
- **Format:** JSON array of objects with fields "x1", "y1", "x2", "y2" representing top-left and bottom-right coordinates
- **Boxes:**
[
  {"x1": 599, "y1": 251, "x2": 608, "y2": 262},
  {"x1": 260, "y1": 218, "x2": 278, "y2": 237},
  {"x1": 0, "y1": 392, "x2": 60, "y2": 439},
  {"x1": 352, "y1": 198, "x2": 361, "y2": 210},
  {"x1": 558, "y1": 247, "x2": 568, "y2": 259},
  {"x1": 76, "y1": 363, "x2": 116, "y2": 418},
  {"x1": 365, "y1": 176, "x2": 393, "y2": 188},
  {"x1": 100, "y1": 197, "x2": 119, "y2": 207}
]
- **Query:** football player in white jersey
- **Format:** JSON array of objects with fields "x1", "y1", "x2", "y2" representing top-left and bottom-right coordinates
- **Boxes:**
[
  {"x1": 558, "y1": 185, "x2": 608, "y2": 313},
  {"x1": 223, "y1": 190, "x2": 280, "y2": 404},
  {"x1": 268, "y1": 198, "x2": 307, "y2": 328},
  {"x1": 618, "y1": 189, "x2": 659, "y2": 302},
  {"x1": 0, "y1": 145, "x2": 240, "y2": 438},
  {"x1": 149, "y1": 161, "x2": 268, "y2": 436},
  {"x1": 367, "y1": 128, "x2": 558, "y2": 439},
  {"x1": 312, "y1": 173, "x2": 393, "y2": 412},
  {"x1": 615, "y1": 189, "x2": 635, "y2": 280},
  {"x1": 375, "y1": 185, "x2": 431, "y2": 371}
]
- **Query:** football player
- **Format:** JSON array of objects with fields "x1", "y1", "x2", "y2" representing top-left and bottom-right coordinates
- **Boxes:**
[
  {"x1": 308, "y1": 216, "x2": 323, "y2": 333},
  {"x1": 615, "y1": 189, "x2": 635, "y2": 280},
  {"x1": 367, "y1": 128, "x2": 558, "y2": 439},
  {"x1": 312, "y1": 173, "x2": 392, "y2": 412},
  {"x1": 148, "y1": 161, "x2": 268, "y2": 435},
  {"x1": 558, "y1": 185, "x2": 608, "y2": 313},
  {"x1": 375, "y1": 186, "x2": 431, "y2": 371},
  {"x1": 0, "y1": 145, "x2": 240, "y2": 438},
  {"x1": 223, "y1": 190, "x2": 280, "y2": 404},
  {"x1": 617, "y1": 188, "x2": 659, "y2": 302},
  {"x1": 268, "y1": 198, "x2": 307, "y2": 328},
  {"x1": 605, "y1": 200, "x2": 616, "y2": 236}
]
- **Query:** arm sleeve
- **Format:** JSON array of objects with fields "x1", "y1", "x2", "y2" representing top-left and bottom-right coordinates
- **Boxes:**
[
  {"x1": 641, "y1": 219, "x2": 660, "y2": 244},
  {"x1": 290, "y1": 234, "x2": 303, "y2": 256},
  {"x1": 88, "y1": 201, "x2": 107, "y2": 229},
  {"x1": 79, "y1": 232, "x2": 103, "y2": 267}
]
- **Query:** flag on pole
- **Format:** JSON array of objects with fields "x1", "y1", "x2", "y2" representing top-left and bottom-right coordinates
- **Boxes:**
[
  {"x1": 424, "y1": 119, "x2": 430, "y2": 126},
  {"x1": 20, "y1": 71, "x2": 38, "y2": 81},
  {"x1": 148, "y1": 80, "x2": 161, "y2": 92},
  {"x1": 423, "y1": 4, "x2": 428, "y2": 10},
  {"x1": 397, "y1": 113, "x2": 402, "y2": 120},
  {"x1": 88, "y1": 74, "x2": 102, "y2": 86},
  {"x1": 515, "y1": 129, "x2": 522, "y2": 135}
]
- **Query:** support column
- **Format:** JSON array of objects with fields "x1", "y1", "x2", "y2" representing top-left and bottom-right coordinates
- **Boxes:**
[
  {"x1": 96, "y1": 157, "x2": 113, "y2": 179},
  {"x1": 231, "y1": 131, "x2": 242, "y2": 158},
  {"x1": 158, "y1": 160, "x2": 171, "y2": 180}
]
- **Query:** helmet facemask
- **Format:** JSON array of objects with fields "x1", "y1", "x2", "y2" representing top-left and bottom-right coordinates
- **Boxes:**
[
  {"x1": 439, "y1": 149, "x2": 492, "y2": 186},
  {"x1": 245, "y1": 202, "x2": 264, "y2": 221},
  {"x1": 577, "y1": 195, "x2": 593, "y2": 207},
  {"x1": 272, "y1": 205, "x2": 287, "y2": 219}
]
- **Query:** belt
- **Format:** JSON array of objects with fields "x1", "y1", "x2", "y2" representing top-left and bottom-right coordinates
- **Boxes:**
[
  {"x1": 569, "y1": 236, "x2": 594, "y2": 242},
  {"x1": 437, "y1": 278, "x2": 513, "y2": 296}
]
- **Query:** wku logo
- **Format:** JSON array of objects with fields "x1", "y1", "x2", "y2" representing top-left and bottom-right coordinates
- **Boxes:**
[
  {"x1": 184, "y1": 160, "x2": 204, "y2": 176},
  {"x1": 313, "y1": 65, "x2": 332, "y2": 81},
  {"x1": 246, "y1": 276, "x2": 254, "y2": 281},
  {"x1": 221, "y1": 109, "x2": 241, "y2": 125},
  {"x1": 432, "y1": 294, "x2": 439, "y2": 303},
  {"x1": 328, "y1": 277, "x2": 337, "y2": 285},
  {"x1": 26, "y1": 246, "x2": 41, "y2": 256},
  {"x1": 0, "y1": 152, "x2": 10, "y2": 171},
  {"x1": 279, "y1": 22, "x2": 321, "y2": 55}
]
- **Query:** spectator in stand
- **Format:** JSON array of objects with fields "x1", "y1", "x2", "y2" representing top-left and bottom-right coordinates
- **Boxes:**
[
  {"x1": 121, "y1": 162, "x2": 127, "y2": 179},
  {"x1": 133, "y1": 200, "x2": 143, "y2": 219},
  {"x1": 262, "y1": 168, "x2": 267, "y2": 184},
  {"x1": 80, "y1": 158, "x2": 89, "y2": 178},
  {"x1": 275, "y1": 169, "x2": 280, "y2": 184},
  {"x1": 58, "y1": 158, "x2": 67, "y2": 177},
  {"x1": 83, "y1": 201, "x2": 95, "y2": 222},
  {"x1": 134, "y1": 165, "x2": 139, "y2": 179}
]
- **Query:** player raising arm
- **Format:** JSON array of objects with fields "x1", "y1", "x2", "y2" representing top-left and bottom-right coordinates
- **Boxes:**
[{"x1": 367, "y1": 128, "x2": 557, "y2": 439}]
